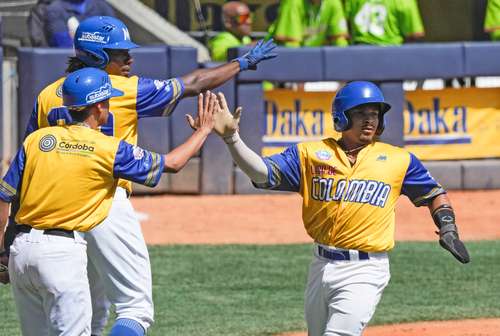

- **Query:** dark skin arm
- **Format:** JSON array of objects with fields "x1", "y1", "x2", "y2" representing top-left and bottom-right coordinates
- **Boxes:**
[
  {"x1": 181, "y1": 62, "x2": 240, "y2": 97},
  {"x1": 427, "y1": 193, "x2": 450, "y2": 213},
  {"x1": 0, "y1": 201, "x2": 10, "y2": 284}
]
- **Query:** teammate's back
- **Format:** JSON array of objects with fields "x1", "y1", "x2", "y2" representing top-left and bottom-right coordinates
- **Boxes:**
[{"x1": 17, "y1": 124, "x2": 121, "y2": 231}]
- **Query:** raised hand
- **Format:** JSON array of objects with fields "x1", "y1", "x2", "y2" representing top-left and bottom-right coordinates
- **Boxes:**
[
  {"x1": 186, "y1": 91, "x2": 217, "y2": 134},
  {"x1": 214, "y1": 92, "x2": 242, "y2": 138},
  {"x1": 235, "y1": 38, "x2": 278, "y2": 71}
]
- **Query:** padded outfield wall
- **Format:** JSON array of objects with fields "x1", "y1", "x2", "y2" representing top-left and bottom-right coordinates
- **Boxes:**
[{"x1": 14, "y1": 43, "x2": 500, "y2": 194}]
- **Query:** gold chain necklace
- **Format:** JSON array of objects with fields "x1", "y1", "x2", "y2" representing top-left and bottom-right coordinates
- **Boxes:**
[{"x1": 339, "y1": 142, "x2": 368, "y2": 155}]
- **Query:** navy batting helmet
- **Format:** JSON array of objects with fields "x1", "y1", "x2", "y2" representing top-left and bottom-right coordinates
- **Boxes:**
[
  {"x1": 74, "y1": 16, "x2": 139, "y2": 68},
  {"x1": 332, "y1": 81, "x2": 391, "y2": 134},
  {"x1": 63, "y1": 68, "x2": 123, "y2": 108}
]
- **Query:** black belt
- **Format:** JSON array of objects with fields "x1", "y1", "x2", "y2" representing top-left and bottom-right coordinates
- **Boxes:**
[
  {"x1": 318, "y1": 246, "x2": 369, "y2": 261},
  {"x1": 16, "y1": 224, "x2": 74, "y2": 239}
]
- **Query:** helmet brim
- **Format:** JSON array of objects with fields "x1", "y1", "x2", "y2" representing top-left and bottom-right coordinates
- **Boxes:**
[{"x1": 105, "y1": 40, "x2": 140, "y2": 50}]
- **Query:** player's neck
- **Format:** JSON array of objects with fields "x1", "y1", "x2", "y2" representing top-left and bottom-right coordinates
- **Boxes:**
[{"x1": 338, "y1": 138, "x2": 369, "y2": 154}]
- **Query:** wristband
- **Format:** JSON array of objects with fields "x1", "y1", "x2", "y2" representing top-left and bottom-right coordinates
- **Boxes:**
[{"x1": 223, "y1": 132, "x2": 240, "y2": 145}]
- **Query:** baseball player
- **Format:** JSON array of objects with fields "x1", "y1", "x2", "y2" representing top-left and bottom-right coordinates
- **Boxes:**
[
  {"x1": 0, "y1": 68, "x2": 218, "y2": 335},
  {"x1": 2, "y1": 16, "x2": 276, "y2": 336},
  {"x1": 208, "y1": 83, "x2": 470, "y2": 336}
]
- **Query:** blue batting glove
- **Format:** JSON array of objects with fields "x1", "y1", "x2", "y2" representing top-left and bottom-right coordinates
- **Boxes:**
[{"x1": 234, "y1": 38, "x2": 278, "y2": 71}]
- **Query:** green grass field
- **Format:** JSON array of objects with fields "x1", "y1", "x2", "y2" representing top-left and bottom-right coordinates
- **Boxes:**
[{"x1": 1, "y1": 241, "x2": 499, "y2": 336}]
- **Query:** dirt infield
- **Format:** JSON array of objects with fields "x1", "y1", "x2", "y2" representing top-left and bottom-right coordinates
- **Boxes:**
[
  {"x1": 132, "y1": 190, "x2": 500, "y2": 245},
  {"x1": 131, "y1": 189, "x2": 500, "y2": 335}
]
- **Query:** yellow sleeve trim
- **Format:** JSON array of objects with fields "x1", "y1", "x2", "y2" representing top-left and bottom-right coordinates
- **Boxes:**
[
  {"x1": 0, "y1": 180, "x2": 16, "y2": 196},
  {"x1": 163, "y1": 79, "x2": 183, "y2": 117},
  {"x1": 412, "y1": 187, "x2": 445, "y2": 206},
  {"x1": 145, "y1": 152, "x2": 163, "y2": 187}
]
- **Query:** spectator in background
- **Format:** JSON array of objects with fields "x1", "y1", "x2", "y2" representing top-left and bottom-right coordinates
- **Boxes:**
[
  {"x1": 209, "y1": 1, "x2": 253, "y2": 61},
  {"x1": 43, "y1": 0, "x2": 115, "y2": 47},
  {"x1": 344, "y1": 0, "x2": 424, "y2": 45},
  {"x1": 485, "y1": 0, "x2": 500, "y2": 41},
  {"x1": 268, "y1": 0, "x2": 349, "y2": 47},
  {"x1": 27, "y1": 0, "x2": 54, "y2": 47}
]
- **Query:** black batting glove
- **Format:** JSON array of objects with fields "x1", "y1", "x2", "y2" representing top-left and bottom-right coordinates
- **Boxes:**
[
  {"x1": 438, "y1": 223, "x2": 470, "y2": 264},
  {"x1": 432, "y1": 205, "x2": 470, "y2": 264}
]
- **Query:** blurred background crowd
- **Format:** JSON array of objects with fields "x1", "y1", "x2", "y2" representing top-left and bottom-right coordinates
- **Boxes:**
[{"x1": 1, "y1": 0, "x2": 499, "y2": 59}]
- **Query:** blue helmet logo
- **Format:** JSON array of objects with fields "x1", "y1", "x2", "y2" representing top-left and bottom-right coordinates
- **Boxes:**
[
  {"x1": 74, "y1": 16, "x2": 139, "y2": 68},
  {"x1": 332, "y1": 81, "x2": 391, "y2": 134},
  {"x1": 63, "y1": 68, "x2": 124, "y2": 108}
]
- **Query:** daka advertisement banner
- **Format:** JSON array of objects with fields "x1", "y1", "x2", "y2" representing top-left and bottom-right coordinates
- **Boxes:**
[{"x1": 263, "y1": 88, "x2": 500, "y2": 160}]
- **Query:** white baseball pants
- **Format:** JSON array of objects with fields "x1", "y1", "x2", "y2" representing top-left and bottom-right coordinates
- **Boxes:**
[
  {"x1": 305, "y1": 244, "x2": 390, "y2": 336},
  {"x1": 9, "y1": 228, "x2": 91, "y2": 336},
  {"x1": 86, "y1": 187, "x2": 154, "y2": 334}
]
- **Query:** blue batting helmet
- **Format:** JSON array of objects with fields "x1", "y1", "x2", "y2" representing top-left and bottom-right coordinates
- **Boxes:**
[
  {"x1": 63, "y1": 68, "x2": 124, "y2": 108},
  {"x1": 332, "y1": 81, "x2": 391, "y2": 134},
  {"x1": 74, "y1": 16, "x2": 139, "y2": 68}
]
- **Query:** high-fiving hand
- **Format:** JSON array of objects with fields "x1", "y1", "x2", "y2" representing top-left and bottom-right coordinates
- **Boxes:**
[
  {"x1": 213, "y1": 93, "x2": 241, "y2": 139},
  {"x1": 186, "y1": 91, "x2": 217, "y2": 135}
]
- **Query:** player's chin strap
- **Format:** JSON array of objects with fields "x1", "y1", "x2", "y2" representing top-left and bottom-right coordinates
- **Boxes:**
[{"x1": 432, "y1": 205, "x2": 470, "y2": 264}]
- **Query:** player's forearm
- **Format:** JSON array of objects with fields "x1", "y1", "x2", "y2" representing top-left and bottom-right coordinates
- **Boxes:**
[
  {"x1": 0, "y1": 201, "x2": 10, "y2": 250},
  {"x1": 428, "y1": 193, "x2": 451, "y2": 213},
  {"x1": 164, "y1": 129, "x2": 211, "y2": 173},
  {"x1": 224, "y1": 133, "x2": 268, "y2": 183},
  {"x1": 181, "y1": 62, "x2": 240, "y2": 97}
]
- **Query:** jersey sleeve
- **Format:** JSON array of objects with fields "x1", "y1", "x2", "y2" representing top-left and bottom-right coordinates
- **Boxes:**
[
  {"x1": 24, "y1": 99, "x2": 40, "y2": 139},
  {"x1": 136, "y1": 77, "x2": 184, "y2": 118},
  {"x1": 327, "y1": 0, "x2": 349, "y2": 37},
  {"x1": 254, "y1": 145, "x2": 301, "y2": 192},
  {"x1": 401, "y1": 153, "x2": 445, "y2": 206},
  {"x1": 113, "y1": 141, "x2": 164, "y2": 187},
  {"x1": 398, "y1": 0, "x2": 425, "y2": 37},
  {"x1": 0, "y1": 147, "x2": 26, "y2": 202},
  {"x1": 485, "y1": 0, "x2": 500, "y2": 32},
  {"x1": 271, "y1": 0, "x2": 304, "y2": 46}
]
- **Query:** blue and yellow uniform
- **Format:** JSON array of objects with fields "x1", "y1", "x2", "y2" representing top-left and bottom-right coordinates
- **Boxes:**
[
  {"x1": 256, "y1": 140, "x2": 444, "y2": 252},
  {"x1": 0, "y1": 124, "x2": 163, "y2": 231},
  {"x1": 24, "y1": 75, "x2": 183, "y2": 193}
]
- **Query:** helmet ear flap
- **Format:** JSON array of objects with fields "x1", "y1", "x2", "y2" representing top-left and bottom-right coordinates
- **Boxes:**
[{"x1": 75, "y1": 49, "x2": 109, "y2": 68}]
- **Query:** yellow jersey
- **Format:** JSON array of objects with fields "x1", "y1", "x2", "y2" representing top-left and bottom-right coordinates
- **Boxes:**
[
  {"x1": 25, "y1": 74, "x2": 183, "y2": 193},
  {"x1": 255, "y1": 139, "x2": 445, "y2": 252},
  {"x1": 0, "y1": 123, "x2": 164, "y2": 232}
]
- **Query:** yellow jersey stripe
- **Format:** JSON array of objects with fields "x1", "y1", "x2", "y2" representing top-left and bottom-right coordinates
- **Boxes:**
[{"x1": 0, "y1": 179, "x2": 17, "y2": 196}]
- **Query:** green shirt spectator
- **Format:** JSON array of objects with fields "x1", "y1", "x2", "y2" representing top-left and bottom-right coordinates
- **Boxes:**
[
  {"x1": 209, "y1": 1, "x2": 253, "y2": 61},
  {"x1": 268, "y1": 0, "x2": 349, "y2": 47},
  {"x1": 485, "y1": 0, "x2": 500, "y2": 41},
  {"x1": 209, "y1": 32, "x2": 252, "y2": 62},
  {"x1": 345, "y1": 0, "x2": 424, "y2": 45}
]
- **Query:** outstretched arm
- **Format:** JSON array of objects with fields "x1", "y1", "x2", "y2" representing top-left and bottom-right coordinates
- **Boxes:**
[
  {"x1": 181, "y1": 39, "x2": 277, "y2": 97},
  {"x1": 428, "y1": 193, "x2": 470, "y2": 264}
]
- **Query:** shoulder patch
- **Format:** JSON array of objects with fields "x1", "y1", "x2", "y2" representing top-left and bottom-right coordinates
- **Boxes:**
[
  {"x1": 56, "y1": 84, "x2": 63, "y2": 98},
  {"x1": 133, "y1": 146, "x2": 145, "y2": 160}
]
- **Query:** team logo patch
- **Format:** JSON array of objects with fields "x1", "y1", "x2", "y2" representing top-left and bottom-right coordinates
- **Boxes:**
[
  {"x1": 39, "y1": 134, "x2": 57, "y2": 152},
  {"x1": 77, "y1": 31, "x2": 109, "y2": 44},
  {"x1": 315, "y1": 150, "x2": 332, "y2": 161},
  {"x1": 133, "y1": 146, "x2": 145, "y2": 160},
  {"x1": 376, "y1": 155, "x2": 387, "y2": 161},
  {"x1": 86, "y1": 83, "x2": 111, "y2": 104},
  {"x1": 56, "y1": 85, "x2": 63, "y2": 98}
]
